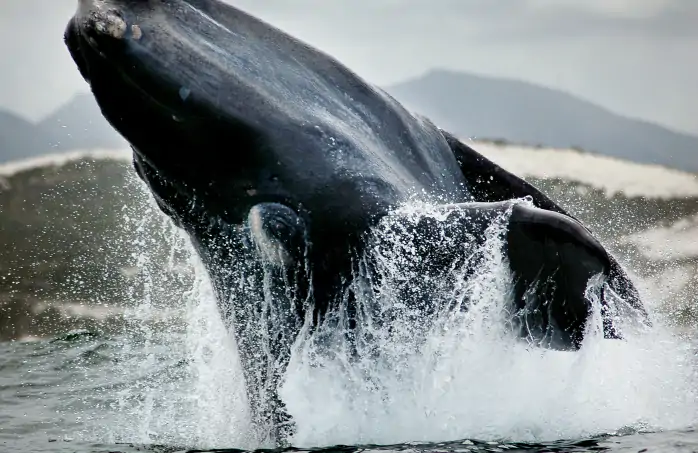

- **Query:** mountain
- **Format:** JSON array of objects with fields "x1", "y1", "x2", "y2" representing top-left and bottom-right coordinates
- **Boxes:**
[
  {"x1": 38, "y1": 92, "x2": 127, "y2": 152},
  {"x1": 2, "y1": 70, "x2": 696, "y2": 169},
  {"x1": 385, "y1": 70, "x2": 698, "y2": 172},
  {"x1": 0, "y1": 110, "x2": 50, "y2": 162},
  {"x1": 0, "y1": 93, "x2": 126, "y2": 163}
]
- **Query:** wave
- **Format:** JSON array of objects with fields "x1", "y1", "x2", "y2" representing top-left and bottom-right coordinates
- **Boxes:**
[
  {"x1": 473, "y1": 140, "x2": 698, "y2": 199},
  {"x1": 0, "y1": 148, "x2": 131, "y2": 178}
]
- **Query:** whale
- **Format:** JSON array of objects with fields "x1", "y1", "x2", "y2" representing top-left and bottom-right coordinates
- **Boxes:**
[{"x1": 64, "y1": 0, "x2": 649, "y2": 444}]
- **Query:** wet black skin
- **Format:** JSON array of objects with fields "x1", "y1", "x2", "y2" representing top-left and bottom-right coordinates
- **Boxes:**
[{"x1": 65, "y1": 0, "x2": 648, "y2": 444}]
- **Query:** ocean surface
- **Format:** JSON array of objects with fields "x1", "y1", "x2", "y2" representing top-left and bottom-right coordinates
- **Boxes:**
[{"x1": 2, "y1": 151, "x2": 698, "y2": 453}]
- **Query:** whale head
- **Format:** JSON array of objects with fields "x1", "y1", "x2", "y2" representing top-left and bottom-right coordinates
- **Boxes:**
[{"x1": 64, "y1": 0, "x2": 466, "y2": 237}]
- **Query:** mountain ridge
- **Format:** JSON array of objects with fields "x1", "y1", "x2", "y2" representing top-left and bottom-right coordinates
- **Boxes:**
[
  {"x1": 1, "y1": 69, "x2": 696, "y2": 170},
  {"x1": 385, "y1": 69, "x2": 698, "y2": 171},
  {"x1": 0, "y1": 92, "x2": 126, "y2": 163},
  {"x1": 38, "y1": 92, "x2": 127, "y2": 152}
]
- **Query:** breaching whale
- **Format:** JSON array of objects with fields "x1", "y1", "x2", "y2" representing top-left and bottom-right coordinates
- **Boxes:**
[{"x1": 64, "y1": 0, "x2": 649, "y2": 444}]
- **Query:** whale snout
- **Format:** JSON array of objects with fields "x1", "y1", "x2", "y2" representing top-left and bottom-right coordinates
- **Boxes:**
[
  {"x1": 82, "y1": 4, "x2": 128, "y2": 40},
  {"x1": 92, "y1": 12, "x2": 128, "y2": 40},
  {"x1": 65, "y1": 0, "x2": 191, "y2": 122},
  {"x1": 68, "y1": 0, "x2": 144, "y2": 51},
  {"x1": 64, "y1": 1, "x2": 133, "y2": 87}
]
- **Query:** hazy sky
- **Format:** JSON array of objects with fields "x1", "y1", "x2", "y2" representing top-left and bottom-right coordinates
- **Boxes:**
[{"x1": 1, "y1": 0, "x2": 696, "y2": 135}]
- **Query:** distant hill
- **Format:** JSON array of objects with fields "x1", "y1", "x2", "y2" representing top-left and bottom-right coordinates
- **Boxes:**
[
  {"x1": 0, "y1": 151, "x2": 192, "y2": 308},
  {"x1": 0, "y1": 152, "x2": 193, "y2": 339},
  {"x1": 39, "y1": 92, "x2": 127, "y2": 152},
  {"x1": 2, "y1": 71, "x2": 697, "y2": 170},
  {"x1": 386, "y1": 70, "x2": 698, "y2": 172},
  {"x1": 0, "y1": 111, "x2": 50, "y2": 162},
  {"x1": 0, "y1": 93, "x2": 126, "y2": 163}
]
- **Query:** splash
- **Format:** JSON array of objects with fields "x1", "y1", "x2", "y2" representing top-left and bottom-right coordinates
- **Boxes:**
[
  {"x1": 280, "y1": 201, "x2": 698, "y2": 447},
  {"x1": 69, "y1": 171, "x2": 255, "y2": 450},
  {"x1": 76, "y1": 179, "x2": 697, "y2": 450}
]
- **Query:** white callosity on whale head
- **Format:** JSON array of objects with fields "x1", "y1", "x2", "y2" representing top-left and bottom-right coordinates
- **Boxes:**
[
  {"x1": 88, "y1": 2, "x2": 128, "y2": 40},
  {"x1": 103, "y1": 11, "x2": 127, "y2": 39},
  {"x1": 131, "y1": 24, "x2": 143, "y2": 40},
  {"x1": 471, "y1": 141, "x2": 698, "y2": 199}
]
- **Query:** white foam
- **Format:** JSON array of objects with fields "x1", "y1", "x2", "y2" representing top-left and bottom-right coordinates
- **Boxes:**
[
  {"x1": 183, "y1": 253, "x2": 259, "y2": 449},
  {"x1": 0, "y1": 148, "x2": 131, "y2": 177},
  {"x1": 80, "y1": 186, "x2": 698, "y2": 451},
  {"x1": 639, "y1": 266, "x2": 695, "y2": 308},
  {"x1": 471, "y1": 141, "x2": 698, "y2": 199},
  {"x1": 77, "y1": 177, "x2": 257, "y2": 450},
  {"x1": 621, "y1": 214, "x2": 698, "y2": 262}
]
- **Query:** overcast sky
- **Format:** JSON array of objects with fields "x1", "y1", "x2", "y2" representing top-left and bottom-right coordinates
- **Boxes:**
[{"x1": 1, "y1": 0, "x2": 696, "y2": 135}]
